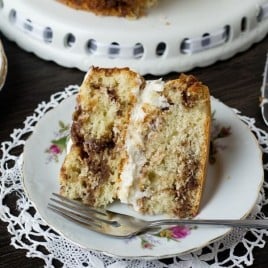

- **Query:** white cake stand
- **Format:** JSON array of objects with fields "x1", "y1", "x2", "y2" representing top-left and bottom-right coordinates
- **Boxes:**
[{"x1": 0, "y1": 0, "x2": 268, "y2": 75}]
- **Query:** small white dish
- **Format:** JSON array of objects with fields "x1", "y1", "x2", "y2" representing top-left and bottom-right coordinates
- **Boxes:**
[
  {"x1": 0, "y1": 39, "x2": 7, "y2": 91},
  {"x1": 22, "y1": 95, "x2": 263, "y2": 259}
]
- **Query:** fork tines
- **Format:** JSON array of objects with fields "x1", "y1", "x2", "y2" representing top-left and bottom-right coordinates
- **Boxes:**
[{"x1": 48, "y1": 193, "x2": 120, "y2": 228}]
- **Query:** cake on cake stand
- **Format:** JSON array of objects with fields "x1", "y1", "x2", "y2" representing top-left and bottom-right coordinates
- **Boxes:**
[{"x1": 0, "y1": 0, "x2": 267, "y2": 75}]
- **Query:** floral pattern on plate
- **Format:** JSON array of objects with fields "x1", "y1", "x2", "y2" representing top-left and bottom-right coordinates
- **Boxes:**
[
  {"x1": 124, "y1": 225, "x2": 195, "y2": 250},
  {"x1": 139, "y1": 225, "x2": 196, "y2": 249},
  {"x1": 45, "y1": 121, "x2": 70, "y2": 163}
]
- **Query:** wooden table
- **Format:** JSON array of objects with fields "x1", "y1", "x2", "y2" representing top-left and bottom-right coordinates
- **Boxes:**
[{"x1": 0, "y1": 32, "x2": 268, "y2": 267}]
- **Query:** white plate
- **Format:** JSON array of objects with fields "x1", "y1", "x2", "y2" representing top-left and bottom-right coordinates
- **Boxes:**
[{"x1": 22, "y1": 95, "x2": 263, "y2": 259}]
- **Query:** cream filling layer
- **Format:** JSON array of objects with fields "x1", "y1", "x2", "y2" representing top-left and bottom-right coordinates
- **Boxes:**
[{"x1": 118, "y1": 79, "x2": 168, "y2": 207}]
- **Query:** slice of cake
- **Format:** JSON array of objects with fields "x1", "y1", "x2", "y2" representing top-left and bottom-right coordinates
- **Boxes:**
[
  {"x1": 59, "y1": 67, "x2": 211, "y2": 218},
  {"x1": 58, "y1": 0, "x2": 158, "y2": 18},
  {"x1": 119, "y1": 75, "x2": 211, "y2": 218},
  {"x1": 59, "y1": 67, "x2": 145, "y2": 207}
]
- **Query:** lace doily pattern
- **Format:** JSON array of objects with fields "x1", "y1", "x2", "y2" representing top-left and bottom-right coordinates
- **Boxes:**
[{"x1": 1, "y1": 86, "x2": 268, "y2": 268}]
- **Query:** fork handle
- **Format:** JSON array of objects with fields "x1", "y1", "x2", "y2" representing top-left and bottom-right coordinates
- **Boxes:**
[{"x1": 147, "y1": 219, "x2": 268, "y2": 229}]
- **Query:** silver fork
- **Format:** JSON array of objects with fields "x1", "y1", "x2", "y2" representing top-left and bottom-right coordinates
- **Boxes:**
[{"x1": 48, "y1": 193, "x2": 268, "y2": 238}]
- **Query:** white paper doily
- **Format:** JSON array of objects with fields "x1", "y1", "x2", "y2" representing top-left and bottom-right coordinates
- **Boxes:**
[{"x1": 1, "y1": 85, "x2": 268, "y2": 268}]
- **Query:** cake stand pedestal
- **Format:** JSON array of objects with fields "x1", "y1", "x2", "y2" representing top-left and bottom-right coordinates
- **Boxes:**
[{"x1": 0, "y1": 0, "x2": 268, "y2": 75}]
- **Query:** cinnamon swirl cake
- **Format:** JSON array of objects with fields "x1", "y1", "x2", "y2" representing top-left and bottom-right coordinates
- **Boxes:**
[{"x1": 59, "y1": 67, "x2": 211, "y2": 218}]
